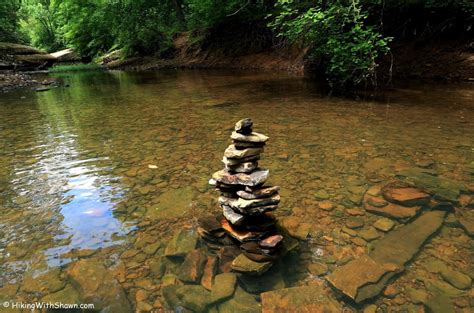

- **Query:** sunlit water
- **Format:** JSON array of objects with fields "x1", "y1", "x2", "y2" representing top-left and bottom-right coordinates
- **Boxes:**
[{"x1": 0, "y1": 70, "x2": 472, "y2": 311}]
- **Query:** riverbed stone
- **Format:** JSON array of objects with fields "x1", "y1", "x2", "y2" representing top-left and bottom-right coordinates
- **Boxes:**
[
  {"x1": 424, "y1": 293, "x2": 455, "y2": 313},
  {"x1": 327, "y1": 210, "x2": 446, "y2": 303},
  {"x1": 41, "y1": 285, "x2": 83, "y2": 304},
  {"x1": 0, "y1": 284, "x2": 19, "y2": 301},
  {"x1": 217, "y1": 286, "x2": 260, "y2": 313},
  {"x1": 373, "y1": 217, "x2": 395, "y2": 232},
  {"x1": 346, "y1": 217, "x2": 365, "y2": 229},
  {"x1": 359, "y1": 227, "x2": 380, "y2": 241},
  {"x1": 178, "y1": 249, "x2": 207, "y2": 283},
  {"x1": 21, "y1": 268, "x2": 66, "y2": 294},
  {"x1": 175, "y1": 285, "x2": 212, "y2": 312},
  {"x1": 382, "y1": 184, "x2": 431, "y2": 207},
  {"x1": 406, "y1": 287, "x2": 429, "y2": 304},
  {"x1": 439, "y1": 267, "x2": 472, "y2": 290},
  {"x1": 369, "y1": 210, "x2": 446, "y2": 266},
  {"x1": 260, "y1": 284, "x2": 343, "y2": 313},
  {"x1": 211, "y1": 273, "x2": 237, "y2": 303},
  {"x1": 315, "y1": 189, "x2": 330, "y2": 200},
  {"x1": 327, "y1": 255, "x2": 402, "y2": 303},
  {"x1": 164, "y1": 229, "x2": 198, "y2": 258},
  {"x1": 308, "y1": 262, "x2": 328, "y2": 276},
  {"x1": 319, "y1": 200, "x2": 334, "y2": 211},
  {"x1": 364, "y1": 190, "x2": 422, "y2": 220},
  {"x1": 456, "y1": 209, "x2": 474, "y2": 237},
  {"x1": 66, "y1": 258, "x2": 131, "y2": 312},
  {"x1": 396, "y1": 167, "x2": 466, "y2": 202},
  {"x1": 148, "y1": 186, "x2": 194, "y2": 218},
  {"x1": 201, "y1": 255, "x2": 218, "y2": 290},
  {"x1": 231, "y1": 254, "x2": 272, "y2": 275}
]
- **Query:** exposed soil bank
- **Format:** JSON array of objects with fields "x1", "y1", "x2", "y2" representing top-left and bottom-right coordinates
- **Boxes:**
[{"x1": 105, "y1": 33, "x2": 474, "y2": 84}]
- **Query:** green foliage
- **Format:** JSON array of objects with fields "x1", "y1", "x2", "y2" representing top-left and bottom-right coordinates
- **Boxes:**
[
  {"x1": 269, "y1": 0, "x2": 392, "y2": 89},
  {"x1": 19, "y1": 0, "x2": 64, "y2": 51},
  {"x1": 49, "y1": 63, "x2": 101, "y2": 73},
  {"x1": 0, "y1": 0, "x2": 23, "y2": 42}
]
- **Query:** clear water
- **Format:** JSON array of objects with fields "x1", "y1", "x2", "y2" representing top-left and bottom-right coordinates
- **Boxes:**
[{"x1": 0, "y1": 70, "x2": 472, "y2": 312}]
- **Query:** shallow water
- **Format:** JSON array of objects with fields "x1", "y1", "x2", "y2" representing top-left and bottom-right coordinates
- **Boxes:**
[{"x1": 0, "y1": 70, "x2": 473, "y2": 312}]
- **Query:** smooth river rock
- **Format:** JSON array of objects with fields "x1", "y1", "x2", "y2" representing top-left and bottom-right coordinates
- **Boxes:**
[
  {"x1": 164, "y1": 229, "x2": 198, "y2": 258},
  {"x1": 231, "y1": 254, "x2": 272, "y2": 275},
  {"x1": 237, "y1": 186, "x2": 280, "y2": 200},
  {"x1": 364, "y1": 189, "x2": 422, "y2": 220},
  {"x1": 230, "y1": 131, "x2": 269, "y2": 143},
  {"x1": 235, "y1": 118, "x2": 253, "y2": 135},
  {"x1": 261, "y1": 285, "x2": 343, "y2": 313},
  {"x1": 66, "y1": 258, "x2": 131, "y2": 312},
  {"x1": 382, "y1": 184, "x2": 430, "y2": 207},
  {"x1": 219, "y1": 194, "x2": 280, "y2": 212},
  {"x1": 212, "y1": 169, "x2": 269, "y2": 187},
  {"x1": 327, "y1": 210, "x2": 446, "y2": 303},
  {"x1": 224, "y1": 145, "x2": 264, "y2": 159},
  {"x1": 396, "y1": 167, "x2": 466, "y2": 202}
]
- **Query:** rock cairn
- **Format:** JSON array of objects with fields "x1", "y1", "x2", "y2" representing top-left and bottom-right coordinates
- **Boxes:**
[{"x1": 202, "y1": 118, "x2": 283, "y2": 264}]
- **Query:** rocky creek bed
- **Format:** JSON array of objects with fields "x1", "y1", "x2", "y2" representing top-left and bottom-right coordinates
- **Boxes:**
[{"x1": 0, "y1": 70, "x2": 472, "y2": 312}]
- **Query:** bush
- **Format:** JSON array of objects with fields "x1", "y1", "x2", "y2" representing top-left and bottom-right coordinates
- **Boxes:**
[{"x1": 269, "y1": 0, "x2": 392, "y2": 90}]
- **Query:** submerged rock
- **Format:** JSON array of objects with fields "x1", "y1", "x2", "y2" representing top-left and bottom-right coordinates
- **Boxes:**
[
  {"x1": 211, "y1": 273, "x2": 237, "y2": 303},
  {"x1": 456, "y1": 208, "x2": 474, "y2": 237},
  {"x1": 201, "y1": 255, "x2": 218, "y2": 290},
  {"x1": 175, "y1": 285, "x2": 212, "y2": 312},
  {"x1": 164, "y1": 229, "x2": 198, "y2": 258},
  {"x1": 369, "y1": 210, "x2": 446, "y2": 267},
  {"x1": 396, "y1": 167, "x2": 466, "y2": 202},
  {"x1": 382, "y1": 184, "x2": 430, "y2": 207},
  {"x1": 373, "y1": 217, "x2": 395, "y2": 232},
  {"x1": 231, "y1": 254, "x2": 272, "y2": 275},
  {"x1": 21, "y1": 268, "x2": 66, "y2": 294},
  {"x1": 364, "y1": 189, "x2": 422, "y2": 220},
  {"x1": 326, "y1": 255, "x2": 402, "y2": 303},
  {"x1": 261, "y1": 285, "x2": 343, "y2": 313},
  {"x1": 327, "y1": 210, "x2": 446, "y2": 303},
  {"x1": 149, "y1": 186, "x2": 194, "y2": 218},
  {"x1": 178, "y1": 249, "x2": 207, "y2": 283},
  {"x1": 66, "y1": 258, "x2": 131, "y2": 312},
  {"x1": 217, "y1": 286, "x2": 261, "y2": 313}
]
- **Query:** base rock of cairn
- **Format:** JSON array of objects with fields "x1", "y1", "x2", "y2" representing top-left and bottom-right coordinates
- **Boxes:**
[{"x1": 199, "y1": 118, "x2": 286, "y2": 275}]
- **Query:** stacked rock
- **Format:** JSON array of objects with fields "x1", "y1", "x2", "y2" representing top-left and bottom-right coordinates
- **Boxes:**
[{"x1": 207, "y1": 118, "x2": 284, "y2": 262}]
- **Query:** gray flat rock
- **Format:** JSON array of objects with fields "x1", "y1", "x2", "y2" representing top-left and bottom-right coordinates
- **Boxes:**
[
  {"x1": 230, "y1": 131, "x2": 269, "y2": 143},
  {"x1": 224, "y1": 144, "x2": 263, "y2": 159},
  {"x1": 212, "y1": 169, "x2": 269, "y2": 187},
  {"x1": 237, "y1": 186, "x2": 280, "y2": 200}
]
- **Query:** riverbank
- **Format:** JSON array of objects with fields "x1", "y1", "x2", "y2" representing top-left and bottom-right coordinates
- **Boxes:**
[
  {"x1": 1, "y1": 37, "x2": 473, "y2": 92},
  {"x1": 104, "y1": 33, "x2": 474, "y2": 84}
]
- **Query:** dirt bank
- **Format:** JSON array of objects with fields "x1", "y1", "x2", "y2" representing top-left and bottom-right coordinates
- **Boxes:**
[{"x1": 105, "y1": 38, "x2": 474, "y2": 84}]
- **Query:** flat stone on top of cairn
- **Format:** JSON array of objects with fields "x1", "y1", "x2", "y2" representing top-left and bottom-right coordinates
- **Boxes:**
[{"x1": 202, "y1": 118, "x2": 284, "y2": 274}]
